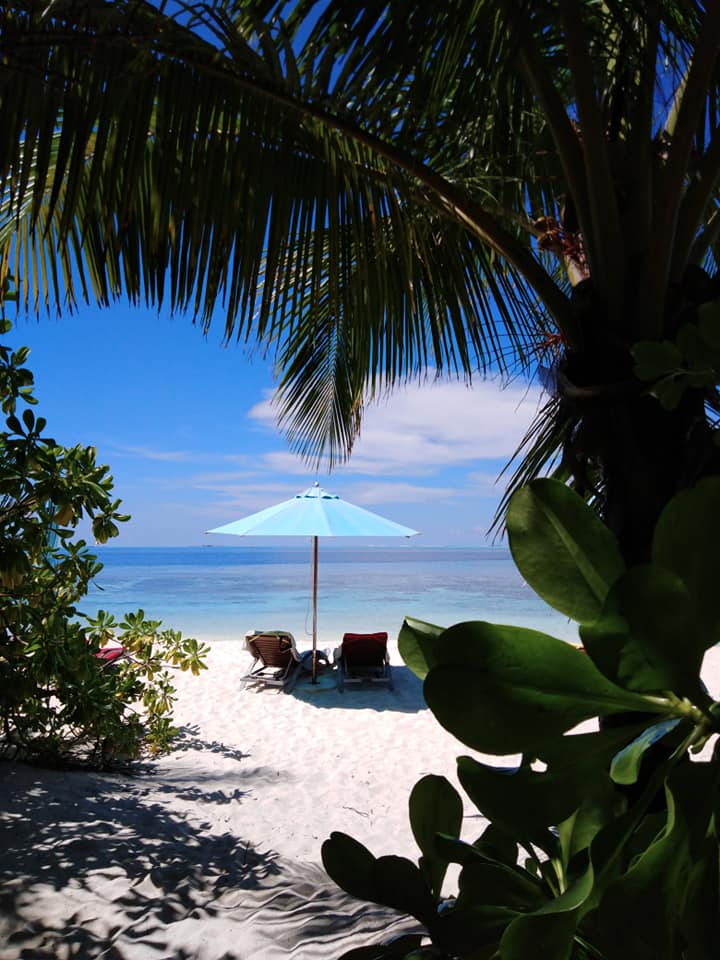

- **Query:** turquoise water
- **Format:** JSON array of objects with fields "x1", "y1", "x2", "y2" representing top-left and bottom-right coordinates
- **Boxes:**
[{"x1": 84, "y1": 545, "x2": 578, "y2": 646}]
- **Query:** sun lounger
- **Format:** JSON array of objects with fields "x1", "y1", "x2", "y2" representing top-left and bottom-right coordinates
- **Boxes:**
[
  {"x1": 334, "y1": 632, "x2": 393, "y2": 691},
  {"x1": 242, "y1": 630, "x2": 302, "y2": 691},
  {"x1": 94, "y1": 646, "x2": 130, "y2": 666}
]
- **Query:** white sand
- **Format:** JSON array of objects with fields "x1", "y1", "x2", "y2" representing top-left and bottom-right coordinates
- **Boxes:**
[{"x1": 2, "y1": 639, "x2": 720, "y2": 959}]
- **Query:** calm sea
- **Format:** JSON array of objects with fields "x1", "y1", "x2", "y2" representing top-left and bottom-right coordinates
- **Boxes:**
[{"x1": 84, "y1": 545, "x2": 578, "y2": 647}]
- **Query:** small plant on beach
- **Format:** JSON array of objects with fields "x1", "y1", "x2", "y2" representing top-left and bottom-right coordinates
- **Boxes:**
[
  {"x1": 322, "y1": 477, "x2": 720, "y2": 960},
  {"x1": 0, "y1": 322, "x2": 208, "y2": 767}
]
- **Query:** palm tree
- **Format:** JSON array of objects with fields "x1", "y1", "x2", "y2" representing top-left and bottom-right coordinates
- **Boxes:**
[{"x1": 2, "y1": 0, "x2": 720, "y2": 562}]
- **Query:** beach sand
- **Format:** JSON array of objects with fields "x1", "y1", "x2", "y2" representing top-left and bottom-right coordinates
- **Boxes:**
[{"x1": 2, "y1": 639, "x2": 720, "y2": 959}]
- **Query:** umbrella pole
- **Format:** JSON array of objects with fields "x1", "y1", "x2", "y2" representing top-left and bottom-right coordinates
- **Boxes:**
[{"x1": 312, "y1": 535, "x2": 318, "y2": 683}]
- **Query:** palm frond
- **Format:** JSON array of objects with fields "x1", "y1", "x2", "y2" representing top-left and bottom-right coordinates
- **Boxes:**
[
  {"x1": 3, "y1": 0, "x2": 720, "y2": 477},
  {"x1": 490, "y1": 391, "x2": 573, "y2": 536}
]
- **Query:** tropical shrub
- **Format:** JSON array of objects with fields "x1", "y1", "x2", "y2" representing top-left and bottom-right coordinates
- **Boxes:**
[
  {"x1": 322, "y1": 477, "x2": 720, "y2": 959},
  {"x1": 0, "y1": 321, "x2": 208, "y2": 767}
]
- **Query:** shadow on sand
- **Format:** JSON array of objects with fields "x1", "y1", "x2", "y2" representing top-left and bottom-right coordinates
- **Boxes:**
[
  {"x1": 169, "y1": 726, "x2": 251, "y2": 764},
  {"x1": 289, "y1": 664, "x2": 427, "y2": 713},
  {"x1": 0, "y1": 761, "x2": 418, "y2": 959}
]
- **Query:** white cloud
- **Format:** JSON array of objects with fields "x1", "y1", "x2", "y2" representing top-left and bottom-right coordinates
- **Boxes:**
[
  {"x1": 110, "y1": 444, "x2": 195, "y2": 462},
  {"x1": 249, "y1": 377, "x2": 543, "y2": 476},
  {"x1": 190, "y1": 478, "x2": 312, "y2": 515},
  {"x1": 119, "y1": 376, "x2": 543, "y2": 538},
  {"x1": 339, "y1": 481, "x2": 458, "y2": 505},
  {"x1": 248, "y1": 449, "x2": 310, "y2": 474},
  {"x1": 189, "y1": 469, "x2": 259, "y2": 485},
  {"x1": 220, "y1": 453, "x2": 257, "y2": 465},
  {"x1": 463, "y1": 470, "x2": 506, "y2": 497}
]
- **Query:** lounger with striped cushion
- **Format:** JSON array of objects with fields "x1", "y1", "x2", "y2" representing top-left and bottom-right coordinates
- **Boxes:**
[{"x1": 242, "y1": 630, "x2": 302, "y2": 690}]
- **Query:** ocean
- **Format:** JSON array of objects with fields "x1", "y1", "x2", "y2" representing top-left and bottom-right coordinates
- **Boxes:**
[{"x1": 84, "y1": 545, "x2": 578, "y2": 648}]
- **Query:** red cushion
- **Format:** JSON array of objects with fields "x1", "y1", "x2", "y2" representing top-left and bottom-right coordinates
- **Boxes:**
[
  {"x1": 341, "y1": 632, "x2": 388, "y2": 666},
  {"x1": 94, "y1": 647, "x2": 126, "y2": 664},
  {"x1": 342, "y1": 632, "x2": 388, "y2": 643}
]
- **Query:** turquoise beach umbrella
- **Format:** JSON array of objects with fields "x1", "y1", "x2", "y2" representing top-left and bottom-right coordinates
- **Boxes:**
[{"x1": 207, "y1": 483, "x2": 419, "y2": 682}]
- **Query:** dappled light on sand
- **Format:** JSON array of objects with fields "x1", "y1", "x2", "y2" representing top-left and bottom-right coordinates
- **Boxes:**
[{"x1": 0, "y1": 641, "x2": 468, "y2": 957}]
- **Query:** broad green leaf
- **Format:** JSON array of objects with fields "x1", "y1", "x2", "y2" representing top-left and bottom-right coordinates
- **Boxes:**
[
  {"x1": 457, "y1": 727, "x2": 639, "y2": 851},
  {"x1": 473, "y1": 823, "x2": 519, "y2": 868},
  {"x1": 409, "y1": 775, "x2": 463, "y2": 898},
  {"x1": 6, "y1": 414, "x2": 21, "y2": 434},
  {"x1": 430, "y1": 902, "x2": 521, "y2": 957},
  {"x1": 322, "y1": 834, "x2": 436, "y2": 924},
  {"x1": 458, "y1": 758, "x2": 558, "y2": 853},
  {"x1": 457, "y1": 861, "x2": 546, "y2": 912},
  {"x1": 373, "y1": 855, "x2": 436, "y2": 924},
  {"x1": 653, "y1": 375, "x2": 687, "y2": 410},
  {"x1": 682, "y1": 836, "x2": 720, "y2": 959},
  {"x1": 677, "y1": 322, "x2": 713, "y2": 366},
  {"x1": 698, "y1": 300, "x2": 720, "y2": 349},
  {"x1": 433, "y1": 833, "x2": 505, "y2": 871},
  {"x1": 499, "y1": 866, "x2": 595, "y2": 960},
  {"x1": 433, "y1": 833, "x2": 489, "y2": 867},
  {"x1": 506, "y1": 915, "x2": 573, "y2": 960},
  {"x1": 556, "y1": 783, "x2": 621, "y2": 871},
  {"x1": 337, "y1": 935, "x2": 425, "y2": 960},
  {"x1": 610, "y1": 718, "x2": 683, "y2": 785},
  {"x1": 587, "y1": 763, "x2": 717, "y2": 959},
  {"x1": 434, "y1": 826, "x2": 521, "y2": 875},
  {"x1": 423, "y1": 622, "x2": 662, "y2": 755},
  {"x1": 321, "y1": 832, "x2": 377, "y2": 901},
  {"x1": 653, "y1": 477, "x2": 720, "y2": 650},
  {"x1": 398, "y1": 617, "x2": 445, "y2": 680},
  {"x1": 632, "y1": 340, "x2": 682, "y2": 379},
  {"x1": 506, "y1": 479, "x2": 624, "y2": 624},
  {"x1": 580, "y1": 565, "x2": 707, "y2": 702}
]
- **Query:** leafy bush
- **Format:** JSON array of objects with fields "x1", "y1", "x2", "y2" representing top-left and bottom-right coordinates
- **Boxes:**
[
  {"x1": 322, "y1": 477, "x2": 720, "y2": 959},
  {"x1": 0, "y1": 321, "x2": 208, "y2": 767}
]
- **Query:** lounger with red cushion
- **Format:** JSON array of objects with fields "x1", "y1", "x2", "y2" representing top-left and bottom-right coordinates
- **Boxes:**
[
  {"x1": 334, "y1": 631, "x2": 393, "y2": 691},
  {"x1": 94, "y1": 646, "x2": 129, "y2": 665},
  {"x1": 93, "y1": 646, "x2": 132, "y2": 666}
]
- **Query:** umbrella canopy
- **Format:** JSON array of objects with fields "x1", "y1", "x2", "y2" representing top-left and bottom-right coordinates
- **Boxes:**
[{"x1": 207, "y1": 484, "x2": 419, "y2": 682}]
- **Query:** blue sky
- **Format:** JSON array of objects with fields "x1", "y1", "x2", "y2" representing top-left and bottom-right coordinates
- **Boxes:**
[{"x1": 8, "y1": 304, "x2": 546, "y2": 546}]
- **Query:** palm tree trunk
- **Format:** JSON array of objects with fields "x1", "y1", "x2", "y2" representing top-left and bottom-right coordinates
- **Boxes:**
[
  {"x1": 561, "y1": 305, "x2": 719, "y2": 565},
  {"x1": 596, "y1": 389, "x2": 714, "y2": 564},
  {"x1": 569, "y1": 345, "x2": 718, "y2": 790}
]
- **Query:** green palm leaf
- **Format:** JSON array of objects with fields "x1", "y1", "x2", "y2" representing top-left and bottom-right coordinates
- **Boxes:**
[{"x1": 2, "y1": 0, "x2": 720, "y2": 489}]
